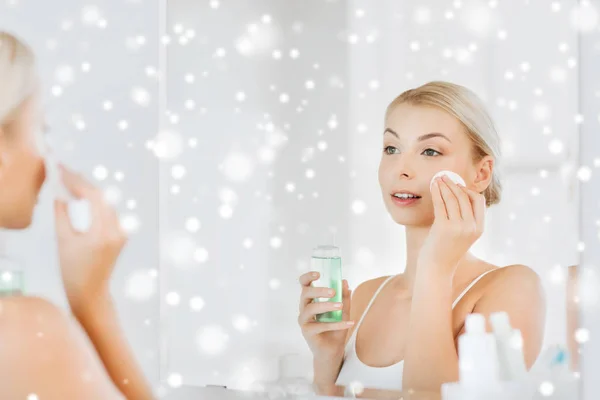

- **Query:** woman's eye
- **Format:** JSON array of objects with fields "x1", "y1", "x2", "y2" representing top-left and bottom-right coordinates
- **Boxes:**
[
  {"x1": 383, "y1": 146, "x2": 398, "y2": 155},
  {"x1": 423, "y1": 148, "x2": 441, "y2": 157}
]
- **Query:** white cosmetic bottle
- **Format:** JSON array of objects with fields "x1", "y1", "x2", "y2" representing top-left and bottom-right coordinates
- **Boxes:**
[
  {"x1": 442, "y1": 313, "x2": 503, "y2": 400},
  {"x1": 443, "y1": 313, "x2": 533, "y2": 400},
  {"x1": 490, "y1": 311, "x2": 528, "y2": 381},
  {"x1": 459, "y1": 313, "x2": 500, "y2": 389}
]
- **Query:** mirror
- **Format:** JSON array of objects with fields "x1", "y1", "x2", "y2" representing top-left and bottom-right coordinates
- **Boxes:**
[{"x1": 159, "y1": 0, "x2": 592, "y2": 398}]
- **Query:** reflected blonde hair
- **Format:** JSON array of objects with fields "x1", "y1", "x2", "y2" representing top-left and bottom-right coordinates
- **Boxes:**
[
  {"x1": 386, "y1": 81, "x2": 502, "y2": 207},
  {"x1": 0, "y1": 31, "x2": 38, "y2": 128}
]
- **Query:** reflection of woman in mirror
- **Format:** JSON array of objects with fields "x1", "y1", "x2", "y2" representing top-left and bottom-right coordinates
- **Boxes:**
[
  {"x1": 0, "y1": 32, "x2": 153, "y2": 399},
  {"x1": 297, "y1": 81, "x2": 546, "y2": 396}
]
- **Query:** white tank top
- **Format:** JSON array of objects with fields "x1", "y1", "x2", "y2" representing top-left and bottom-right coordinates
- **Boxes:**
[{"x1": 335, "y1": 269, "x2": 496, "y2": 391}]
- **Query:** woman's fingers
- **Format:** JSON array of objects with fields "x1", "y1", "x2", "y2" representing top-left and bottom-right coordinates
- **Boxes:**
[
  {"x1": 54, "y1": 199, "x2": 75, "y2": 237},
  {"x1": 430, "y1": 178, "x2": 448, "y2": 221},
  {"x1": 444, "y1": 178, "x2": 475, "y2": 223},
  {"x1": 300, "y1": 286, "x2": 336, "y2": 309},
  {"x1": 342, "y1": 280, "x2": 352, "y2": 322},
  {"x1": 303, "y1": 321, "x2": 355, "y2": 335},
  {"x1": 59, "y1": 165, "x2": 102, "y2": 203},
  {"x1": 438, "y1": 177, "x2": 461, "y2": 220},
  {"x1": 298, "y1": 274, "x2": 353, "y2": 332},
  {"x1": 58, "y1": 165, "x2": 105, "y2": 230},
  {"x1": 298, "y1": 301, "x2": 343, "y2": 325},
  {"x1": 299, "y1": 271, "x2": 320, "y2": 287},
  {"x1": 462, "y1": 186, "x2": 486, "y2": 232}
]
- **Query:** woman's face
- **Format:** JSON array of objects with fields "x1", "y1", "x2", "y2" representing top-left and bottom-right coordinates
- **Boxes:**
[
  {"x1": 378, "y1": 103, "x2": 491, "y2": 227},
  {"x1": 0, "y1": 92, "x2": 46, "y2": 229}
]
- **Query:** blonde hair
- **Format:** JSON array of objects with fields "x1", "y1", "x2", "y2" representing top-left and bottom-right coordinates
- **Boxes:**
[
  {"x1": 386, "y1": 81, "x2": 502, "y2": 207},
  {"x1": 0, "y1": 31, "x2": 38, "y2": 127}
]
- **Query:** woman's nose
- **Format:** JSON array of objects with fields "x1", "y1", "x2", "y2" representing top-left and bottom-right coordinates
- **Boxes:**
[{"x1": 394, "y1": 154, "x2": 415, "y2": 179}]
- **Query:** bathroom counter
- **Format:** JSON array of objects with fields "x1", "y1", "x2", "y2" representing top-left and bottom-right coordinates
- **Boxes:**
[{"x1": 161, "y1": 385, "x2": 441, "y2": 400}]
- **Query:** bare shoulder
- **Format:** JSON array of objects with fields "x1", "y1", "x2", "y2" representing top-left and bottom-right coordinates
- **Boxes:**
[
  {"x1": 0, "y1": 296, "x2": 123, "y2": 399},
  {"x1": 352, "y1": 276, "x2": 392, "y2": 304},
  {"x1": 476, "y1": 264, "x2": 546, "y2": 310},
  {"x1": 349, "y1": 276, "x2": 394, "y2": 320},
  {"x1": 486, "y1": 264, "x2": 543, "y2": 293},
  {"x1": 0, "y1": 295, "x2": 66, "y2": 329}
]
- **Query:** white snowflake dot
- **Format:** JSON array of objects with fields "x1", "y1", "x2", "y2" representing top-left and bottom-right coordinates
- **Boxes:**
[
  {"x1": 125, "y1": 270, "x2": 157, "y2": 302},
  {"x1": 194, "y1": 247, "x2": 209, "y2": 263},
  {"x1": 578, "y1": 166, "x2": 592, "y2": 182},
  {"x1": 167, "y1": 373, "x2": 183, "y2": 388},
  {"x1": 93, "y1": 165, "x2": 108, "y2": 181},
  {"x1": 190, "y1": 296, "x2": 205, "y2": 311},
  {"x1": 548, "y1": 139, "x2": 564, "y2": 155},
  {"x1": 219, "y1": 204, "x2": 234, "y2": 219},
  {"x1": 232, "y1": 314, "x2": 251, "y2": 332},
  {"x1": 539, "y1": 381, "x2": 554, "y2": 396},
  {"x1": 171, "y1": 164, "x2": 187, "y2": 180},
  {"x1": 235, "y1": 92, "x2": 246, "y2": 102},
  {"x1": 196, "y1": 325, "x2": 229, "y2": 355},
  {"x1": 185, "y1": 217, "x2": 201, "y2": 233},
  {"x1": 575, "y1": 328, "x2": 590, "y2": 343},
  {"x1": 269, "y1": 278, "x2": 281, "y2": 290},
  {"x1": 120, "y1": 214, "x2": 140, "y2": 234},
  {"x1": 352, "y1": 200, "x2": 367, "y2": 215},
  {"x1": 270, "y1": 237, "x2": 282, "y2": 249},
  {"x1": 166, "y1": 292, "x2": 180, "y2": 306}
]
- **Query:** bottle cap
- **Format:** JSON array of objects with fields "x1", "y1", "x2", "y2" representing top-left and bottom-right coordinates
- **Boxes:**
[
  {"x1": 465, "y1": 313, "x2": 485, "y2": 334},
  {"x1": 312, "y1": 245, "x2": 340, "y2": 258},
  {"x1": 490, "y1": 311, "x2": 512, "y2": 335}
]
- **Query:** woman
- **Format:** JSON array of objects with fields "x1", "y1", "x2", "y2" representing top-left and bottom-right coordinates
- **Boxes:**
[
  {"x1": 0, "y1": 32, "x2": 154, "y2": 399},
  {"x1": 298, "y1": 81, "x2": 546, "y2": 396}
]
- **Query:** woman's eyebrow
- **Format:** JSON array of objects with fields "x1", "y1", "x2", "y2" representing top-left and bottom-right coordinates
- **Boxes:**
[
  {"x1": 383, "y1": 128, "x2": 399, "y2": 138},
  {"x1": 384, "y1": 128, "x2": 452, "y2": 143},
  {"x1": 418, "y1": 132, "x2": 451, "y2": 143}
]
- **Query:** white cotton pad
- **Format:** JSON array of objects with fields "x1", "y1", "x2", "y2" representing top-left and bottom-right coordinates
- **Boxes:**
[
  {"x1": 430, "y1": 170, "x2": 466, "y2": 191},
  {"x1": 67, "y1": 199, "x2": 92, "y2": 233},
  {"x1": 44, "y1": 153, "x2": 92, "y2": 233}
]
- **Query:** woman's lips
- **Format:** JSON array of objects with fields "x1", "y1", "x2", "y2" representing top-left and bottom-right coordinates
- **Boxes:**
[{"x1": 391, "y1": 194, "x2": 421, "y2": 206}]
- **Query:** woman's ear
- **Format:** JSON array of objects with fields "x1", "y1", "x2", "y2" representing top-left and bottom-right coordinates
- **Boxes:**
[{"x1": 473, "y1": 155, "x2": 494, "y2": 193}]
